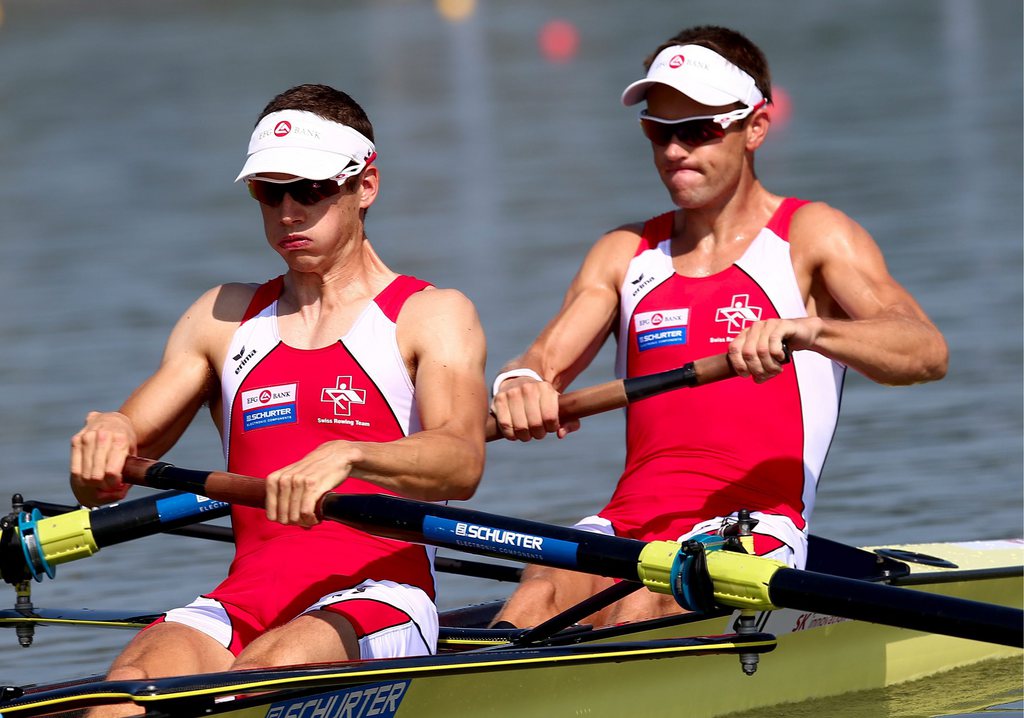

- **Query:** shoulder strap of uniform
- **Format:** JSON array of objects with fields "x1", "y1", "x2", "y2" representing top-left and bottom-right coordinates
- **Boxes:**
[
  {"x1": 635, "y1": 211, "x2": 675, "y2": 256},
  {"x1": 240, "y1": 275, "x2": 285, "y2": 324},
  {"x1": 765, "y1": 198, "x2": 812, "y2": 242},
  {"x1": 375, "y1": 275, "x2": 433, "y2": 323}
]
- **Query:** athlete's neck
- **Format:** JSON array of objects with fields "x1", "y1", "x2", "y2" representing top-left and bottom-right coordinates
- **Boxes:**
[
  {"x1": 670, "y1": 184, "x2": 782, "y2": 277},
  {"x1": 277, "y1": 241, "x2": 398, "y2": 348}
]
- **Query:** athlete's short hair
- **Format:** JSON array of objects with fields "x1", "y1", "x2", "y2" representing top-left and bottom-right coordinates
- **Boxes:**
[
  {"x1": 645, "y1": 26, "x2": 772, "y2": 105},
  {"x1": 257, "y1": 84, "x2": 375, "y2": 144},
  {"x1": 255, "y1": 84, "x2": 374, "y2": 194}
]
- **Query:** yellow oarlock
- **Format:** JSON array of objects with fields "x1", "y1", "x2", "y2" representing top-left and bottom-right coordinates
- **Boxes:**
[
  {"x1": 704, "y1": 550, "x2": 784, "y2": 611},
  {"x1": 34, "y1": 508, "x2": 98, "y2": 567},
  {"x1": 636, "y1": 540, "x2": 681, "y2": 595},
  {"x1": 636, "y1": 539, "x2": 785, "y2": 612}
]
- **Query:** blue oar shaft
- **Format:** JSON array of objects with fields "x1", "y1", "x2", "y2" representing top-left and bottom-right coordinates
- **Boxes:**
[
  {"x1": 88, "y1": 492, "x2": 230, "y2": 547},
  {"x1": 321, "y1": 493, "x2": 645, "y2": 579},
  {"x1": 2, "y1": 490, "x2": 230, "y2": 584}
]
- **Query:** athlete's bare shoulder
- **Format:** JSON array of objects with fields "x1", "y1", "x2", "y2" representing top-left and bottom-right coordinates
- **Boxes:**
[
  {"x1": 596, "y1": 220, "x2": 647, "y2": 251},
  {"x1": 789, "y1": 200, "x2": 877, "y2": 266},
  {"x1": 401, "y1": 285, "x2": 479, "y2": 329},
  {"x1": 166, "y1": 282, "x2": 265, "y2": 358},
  {"x1": 575, "y1": 220, "x2": 648, "y2": 291},
  {"x1": 396, "y1": 285, "x2": 485, "y2": 381},
  {"x1": 207, "y1": 282, "x2": 266, "y2": 322}
]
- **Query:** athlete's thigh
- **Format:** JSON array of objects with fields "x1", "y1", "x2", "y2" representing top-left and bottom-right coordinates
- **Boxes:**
[
  {"x1": 110, "y1": 620, "x2": 234, "y2": 679},
  {"x1": 599, "y1": 588, "x2": 684, "y2": 626},
  {"x1": 503, "y1": 565, "x2": 615, "y2": 623},
  {"x1": 233, "y1": 611, "x2": 359, "y2": 670}
]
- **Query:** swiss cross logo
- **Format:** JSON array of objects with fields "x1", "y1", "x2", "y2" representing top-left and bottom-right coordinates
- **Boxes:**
[
  {"x1": 320, "y1": 376, "x2": 366, "y2": 417},
  {"x1": 274, "y1": 121, "x2": 292, "y2": 137},
  {"x1": 715, "y1": 294, "x2": 763, "y2": 335}
]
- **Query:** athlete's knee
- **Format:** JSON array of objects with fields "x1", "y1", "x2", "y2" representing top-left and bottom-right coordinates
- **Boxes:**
[
  {"x1": 85, "y1": 696, "x2": 146, "y2": 718},
  {"x1": 607, "y1": 591, "x2": 682, "y2": 624},
  {"x1": 105, "y1": 663, "x2": 152, "y2": 682},
  {"x1": 517, "y1": 571, "x2": 565, "y2": 606},
  {"x1": 496, "y1": 570, "x2": 580, "y2": 627}
]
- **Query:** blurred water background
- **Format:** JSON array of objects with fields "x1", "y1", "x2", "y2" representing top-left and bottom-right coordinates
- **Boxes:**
[{"x1": 0, "y1": 0, "x2": 1020, "y2": 708}]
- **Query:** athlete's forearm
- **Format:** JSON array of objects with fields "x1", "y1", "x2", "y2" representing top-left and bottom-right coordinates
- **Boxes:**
[
  {"x1": 809, "y1": 311, "x2": 948, "y2": 385},
  {"x1": 346, "y1": 430, "x2": 485, "y2": 501}
]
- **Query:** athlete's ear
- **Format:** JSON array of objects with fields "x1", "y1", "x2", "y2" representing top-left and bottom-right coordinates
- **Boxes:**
[
  {"x1": 745, "y1": 107, "x2": 770, "y2": 151},
  {"x1": 358, "y1": 165, "x2": 380, "y2": 210}
]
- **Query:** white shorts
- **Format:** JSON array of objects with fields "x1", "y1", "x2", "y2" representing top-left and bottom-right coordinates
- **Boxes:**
[
  {"x1": 164, "y1": 579, "x2": 438, "y2": 659},
  {"x1": 573, "y1": 513, "x2": 802, "y2": 568},
  {"x1": 304, "y1": 579, "x2": 438, "y2": 659}
]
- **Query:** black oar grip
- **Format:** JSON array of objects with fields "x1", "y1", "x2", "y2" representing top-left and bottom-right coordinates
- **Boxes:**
[
  {"x1": 624, "y1": 353, "x2": 738, "y2": 402},
  {"x1": 624, "y1": 364, "x2": 697, "y2": 402},
  {"x1": 123, "y1": 457, "x2": 268, "y2": 509}
]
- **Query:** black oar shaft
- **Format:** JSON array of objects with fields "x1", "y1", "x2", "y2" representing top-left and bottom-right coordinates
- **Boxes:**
[
  {"x1": 88, "y1": 492, "x2": 230, "y2": 547},
  {"x1": 769, "y1": 568, "x2": 1023, "y2": 648},
  {"x1": 125, "y1": 458, "x2": 647, "y2": 577},
  {"x1": 1, "y1": 489, "x2": 231, "y2": 584},
  {"x1": 122, "y1": 457, "x2": 1024, "y2": 648},
  {"x1": 320, "y1": 493, "x2": 645, "y2": 580},
  {"x1": 125, "y1": 458, "x2": 648, "y2": 579}
]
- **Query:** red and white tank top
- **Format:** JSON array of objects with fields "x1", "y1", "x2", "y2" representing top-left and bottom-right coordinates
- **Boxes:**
[
  {"x1": 604, "y1": 199, "x2": 845, "y2": 550},
  {"x1": 216, "y1": 274, "x2": 436, "y2": 598}
]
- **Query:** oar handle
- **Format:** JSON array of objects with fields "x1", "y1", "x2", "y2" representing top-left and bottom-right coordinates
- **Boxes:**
[
  {"x1": 485, "y1": 352, "x2": 738, "y2": 441},
  {"x1": 123, "y1": 457, "x2": 268, "y2": 508}
]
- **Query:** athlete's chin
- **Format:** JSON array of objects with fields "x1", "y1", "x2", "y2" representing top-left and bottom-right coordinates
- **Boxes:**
[
  {"x1": 276, "y1": 251, "x2": 323, "y2": 272},
  {"x1": 660, "y1": 176, "x2": 707, "y2": 205},
  {"x1": 665, "y1": 186, "x2": 712, "y2": 209}
]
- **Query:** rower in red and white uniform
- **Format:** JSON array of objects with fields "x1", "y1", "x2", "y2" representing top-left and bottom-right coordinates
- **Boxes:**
[
  {"x1": 586, "y1": 199, "x2": 844, "y2": 570},
  {"x1": 489, "y1": 27, "x2": 946, "y2": 629},
  {"x1": 69, "y1": 84, "x2": 486, "y2": 711},
  {"x1": 162, "y1": 272, "x2": 443, "y2": 658}
]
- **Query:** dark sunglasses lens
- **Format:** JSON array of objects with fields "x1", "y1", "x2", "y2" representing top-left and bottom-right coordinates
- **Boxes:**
[
  {"x1": 682, "y1": 119, "x2": 726, "y2": 145},
  {"x1": 248, "y1": 179, "x2": 342, "y2": 207},
  {"x1": 640, "y1": 118, "x2": 726, "y2": 147},
  {"x1": 289, "y1": 180, "x2": 341, "y2": 205},
  {"x1": 640, "y1": 119, "x2": 674, "y2": 145},
  {"x1": 248, "y1": 181, "x2": 286, "y2": 206}
]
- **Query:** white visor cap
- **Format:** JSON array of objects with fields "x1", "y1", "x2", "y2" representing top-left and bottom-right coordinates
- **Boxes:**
[
  {"x1": 621, "y1": 44, "x2": 765, "y2": 109},
  {"x1": 235, "y1": 110, "x2": 376, "y2": 183}
]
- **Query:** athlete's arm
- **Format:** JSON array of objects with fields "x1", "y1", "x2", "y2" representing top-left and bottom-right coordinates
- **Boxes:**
[
  {"x1": 729, "y1": 202, "x2": 948, "y2": 385},
  {"x1": 69, "y1": 285, "x2": 243, "y2": 506},
  {"x1": 265, "y1": 288, "x2": 488, "y2": 526},
  {"x1": 489, "y1": 227, "x2": 636, "y2": 441}
]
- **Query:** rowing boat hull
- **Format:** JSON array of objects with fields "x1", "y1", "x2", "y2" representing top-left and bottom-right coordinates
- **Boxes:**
[{"x1": 3, "y1": 539, "x2": 1021, "y2": 718}]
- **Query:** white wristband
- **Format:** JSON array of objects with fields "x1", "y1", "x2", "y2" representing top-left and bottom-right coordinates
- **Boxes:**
[{"x1": 491, "y1": 368, "x2": 543, "y2": 397}]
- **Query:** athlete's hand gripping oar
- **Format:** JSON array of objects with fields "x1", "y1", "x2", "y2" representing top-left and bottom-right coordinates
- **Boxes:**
[
  {"x1": 122, "y1": 457, "x2": 1024, "y2": 648},
  {"x1": 486, "y1": 350, "x2": 743, "y2": 441}
]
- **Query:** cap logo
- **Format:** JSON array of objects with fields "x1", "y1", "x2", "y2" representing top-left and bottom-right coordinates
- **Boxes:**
[
  {"x1": 669, "y1": 54, "x2": 684, "y2": 68},
  {"x1": 236, "y1": 110, "x2": 377, "y2": 184}
]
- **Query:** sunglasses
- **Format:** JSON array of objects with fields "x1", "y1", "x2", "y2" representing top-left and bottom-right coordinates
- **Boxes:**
[
  {"x1": 247, "y1": 177, "x2": 347, "y2": 207},
  {"x1": 638, "y1": 102, "x2": 764, "y2": 147}
]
